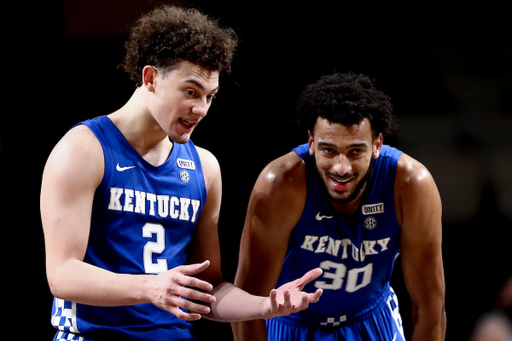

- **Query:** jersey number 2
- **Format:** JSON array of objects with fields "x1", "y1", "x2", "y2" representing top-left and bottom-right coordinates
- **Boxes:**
[
  {"x1": 314, "y1": 260, "x2": 373, "y2": 293},
  {"x1": 142, "y1": 223, "x2": 168, "y2": 274}
]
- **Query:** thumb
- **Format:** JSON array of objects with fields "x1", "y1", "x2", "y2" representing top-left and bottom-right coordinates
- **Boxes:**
[
  {"x1": 176, "y1": 260, "x2": 211, "y2": 276},
  {"x1": 295, "y1": 268, "x2": 323, "y2": 289}
]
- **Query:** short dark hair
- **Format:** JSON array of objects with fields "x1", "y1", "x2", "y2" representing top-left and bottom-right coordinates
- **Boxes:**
[
  {"x1": 122, "y1": 5, "x2": 238, "y2": 86},
  {"x1": 294, "y1": 72, "x2": 397, "y2": 138}
]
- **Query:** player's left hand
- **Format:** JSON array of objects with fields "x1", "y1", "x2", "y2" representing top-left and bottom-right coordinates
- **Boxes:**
[{"x1": 261, "y1": 268, "x2": 323, "y2": 319}]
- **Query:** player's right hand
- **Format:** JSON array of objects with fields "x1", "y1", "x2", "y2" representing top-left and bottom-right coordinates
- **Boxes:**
[{"x1": 145, "y1": 260, "x2": 216, "y2": 321}]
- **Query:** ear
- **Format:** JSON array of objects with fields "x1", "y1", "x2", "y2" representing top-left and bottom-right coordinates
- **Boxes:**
[
  {"x1": 308, "y1": 130, "x2": 314, "y2": 155},
  {"x1": 372, "y1": 133, "x2": 383, "y2": 158},
  {"x1": 142, "y1": 66, "x2": 158, "y2": 92}
]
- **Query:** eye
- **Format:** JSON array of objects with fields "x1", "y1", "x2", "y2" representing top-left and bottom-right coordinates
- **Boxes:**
[
  {"x1": 185, "y1": 89, "x2": 196, "y2": 97},
  {"x1": 321, "y1": 147, "x2": 336, "y2": 156},
  {"x1": 349, "y1": 149, "x2": 365, "y2": 157},
  {"x1": 207, "y1": 94, "x2": 216, "y2": 101}
]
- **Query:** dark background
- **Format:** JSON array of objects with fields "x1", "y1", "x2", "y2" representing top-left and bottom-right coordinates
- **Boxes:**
[{"x1": 5, "y1": 1, "x2": 511, "y2": 340}]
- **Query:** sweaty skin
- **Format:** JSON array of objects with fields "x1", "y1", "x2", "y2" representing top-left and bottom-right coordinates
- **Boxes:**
[{"x1": 233, "y1": 118, "x2": 445, "y2": 340}]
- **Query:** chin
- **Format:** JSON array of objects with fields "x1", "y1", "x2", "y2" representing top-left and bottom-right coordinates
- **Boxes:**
[
  {"x1": 330, "y1": 192, "x2": 354, "y2": 204},
  {"x1": 174, "y1": 137, "x2": 191, "y2": 144},
  {"x1": 169, "y1": 133, "x2": 192, "y2": 144}
]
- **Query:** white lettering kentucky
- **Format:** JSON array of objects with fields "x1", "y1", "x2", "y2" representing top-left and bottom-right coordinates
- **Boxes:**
[
  {"x1": 301, "y1": 234, "x2": 390, "y2": 262},
  {"x1": 108, "y1": 187, "x2": 201, "y2": 222}
]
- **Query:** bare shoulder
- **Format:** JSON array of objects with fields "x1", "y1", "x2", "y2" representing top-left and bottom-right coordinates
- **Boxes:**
[
  {"x1": 48, "y1": 125, "x2": 102, "y2": 160},
  {"x1": 395, "y1": 152, "x2": 437, "y2": 191},
  {"x1": 394, "y1": 152, "x2": 441, "y2": 227},
  {"x1": 259, "y1": 151, "x2": 306, "y2": 186},
  {"x1": 247, "y1": 151, "x2": 307, "y2": 227},
  {"x1": 255, "y1": 151, "x2": 307, "y2": 196},
  {"x1": 41, "y1": 124, "x2": 105, "y2": 238},
  {"x1": 195, "y1": 145, "x2": 221, "y2": 192},
  {"x1": 195, "y1": 145, "x2": 220, "y2": 172},
  {"x1": 43, "y1": 124, "x2": 104, "y2": 187}
]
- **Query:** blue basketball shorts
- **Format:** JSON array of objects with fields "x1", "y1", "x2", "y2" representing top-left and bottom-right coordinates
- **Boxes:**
[
  {"x1": 53, "y1": 331, "x2": 93, "y2": 341},
  {"x1": 266, "y1": 287, "x2": 405, "y2": 341},
  {"x1": 53, "y1": 331, "x2": 126, "y2": 341}
]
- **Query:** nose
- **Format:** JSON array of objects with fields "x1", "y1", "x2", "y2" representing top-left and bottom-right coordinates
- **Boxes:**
[
  {"x1": 332, "y1": 154, "x2": 353, "y2": 177},
  {"x1": 191, "y1": 98, "x2": 210, "y2": 117}
]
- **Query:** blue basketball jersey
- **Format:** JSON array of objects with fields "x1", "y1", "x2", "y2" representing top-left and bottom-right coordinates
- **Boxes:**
[
  {"x1": 272, "y1": 143, "x2": 403, "y2": 326},
  {"x1": 50, "y1": 116, "x2": 207, "y2": 340}
]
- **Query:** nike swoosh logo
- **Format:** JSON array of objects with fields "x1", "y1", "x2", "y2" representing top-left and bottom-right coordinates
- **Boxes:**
[
  {"x1": 316, "y1": 212, "x2": 333, "y2": 221},
  {"x1": 116, "y1": 163, "x2": 136, "y2": 172}
]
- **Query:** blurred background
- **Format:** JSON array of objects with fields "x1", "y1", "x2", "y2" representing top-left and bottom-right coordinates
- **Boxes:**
[{"x1": 4, "y1": 1, "x2": 511, "y2": 340}]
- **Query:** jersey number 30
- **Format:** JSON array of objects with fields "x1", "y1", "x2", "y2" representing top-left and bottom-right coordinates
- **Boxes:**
[{"x1": 314, "y1": 260, "x2": 373, "y2": 293}]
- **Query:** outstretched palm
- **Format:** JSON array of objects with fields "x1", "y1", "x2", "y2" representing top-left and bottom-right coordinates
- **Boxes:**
[{"x1": 262, "y1": 268, "x2": 323, "y2": 319}]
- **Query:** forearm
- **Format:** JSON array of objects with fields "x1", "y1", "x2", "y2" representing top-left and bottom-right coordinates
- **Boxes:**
[
  {"x1": 205, "y1": 282, "x2": 267, "y2": 322},
  {"x1": 410, "y1": 302, "x2": 446, "y2": 341},
  {"x1": 232, "y1": 320, "x2": 268, "y2": 341},
  {"x1": 48, "y1": 259, "x2": 150, "y2": 307}
]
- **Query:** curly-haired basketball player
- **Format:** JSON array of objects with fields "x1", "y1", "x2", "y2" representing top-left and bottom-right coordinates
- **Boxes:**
[
  {"x1": 41, "y1": 6, "x2": 322, "y2": 341},
  {"x1": 233, "y1": 73, "x2": 446, "y2": 340}
]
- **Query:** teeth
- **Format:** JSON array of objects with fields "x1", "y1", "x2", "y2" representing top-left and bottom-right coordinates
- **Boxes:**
[
  {"x1": 182, "y1": 119, "x2": 194, "y2": 126},
  {"x1": 334, "y1": 178, "x2": 352, "y2": 184}
]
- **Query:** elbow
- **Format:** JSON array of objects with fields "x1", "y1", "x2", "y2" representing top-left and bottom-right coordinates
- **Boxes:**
[
  {"x1": 47, "y1": 270, "x2": 62, "y2": 299},
  {"x1": 432, "y1": 305, "x2": 447, "y2": 338},
  {"x1": 46, "y1": 264, "x2": 69, "y2": 300},
  {"x1": 430, "y1": 304, "x2": 447, "y2": 331}
]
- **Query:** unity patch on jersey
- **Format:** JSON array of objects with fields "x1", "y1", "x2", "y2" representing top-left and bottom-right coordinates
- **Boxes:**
[
  {"x1": 362, "y1": 203, "x2": 384, "y2": 215},
  {"x1": 177, "y1": 158, "x2": 195, "y2": 170}
]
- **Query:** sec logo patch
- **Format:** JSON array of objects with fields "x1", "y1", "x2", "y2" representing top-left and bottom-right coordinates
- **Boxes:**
[
  {"x1": 364, "y1": 216, "x2": 377, "y2": 230},
  {"x1": 180, "y1": 170, "x2": 190, "y2": 183}
]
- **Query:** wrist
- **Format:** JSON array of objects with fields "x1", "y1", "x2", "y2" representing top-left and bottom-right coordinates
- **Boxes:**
[
  {"x1": 258, "y1": 296, "x2": 272, "y2": 320},
  {"x1": 130, "y1": 273, "x2": 155, "y2": 305}
]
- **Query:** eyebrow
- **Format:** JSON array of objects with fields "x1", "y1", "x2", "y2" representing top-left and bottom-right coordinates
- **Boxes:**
[
  {"x1": 317, "y1": 141, "x2": 368, "y2": 149},
  {"x1": 183, "y1": 79, "x2": 219, "y2": 92},
  {"x1": 317, "y1": 141, "x2": 337, "y2": 148}
]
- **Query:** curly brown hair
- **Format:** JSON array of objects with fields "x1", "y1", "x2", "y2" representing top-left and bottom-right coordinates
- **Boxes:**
[
  {"x1": 122, "y1": 5, "x2": 238, "y2": 86},
  {"x1": 295, "y1": 72, "x2": 398, "y2": 138}
]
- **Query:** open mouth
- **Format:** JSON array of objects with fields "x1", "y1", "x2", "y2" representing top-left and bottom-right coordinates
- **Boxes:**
[
  {"x1": 330, "y1": 177, "x2": 354, "y2": 192},
  {"x1": 179, "y1": 118, "x2": 197, "y2": 128}
]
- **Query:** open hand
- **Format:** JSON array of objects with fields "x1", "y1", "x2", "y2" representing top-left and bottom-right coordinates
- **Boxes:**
[
  {"x1": 146, "y1": 260, "x2": 216, "y2": 321},
  {"x1": 262, "y1": 268, "x2": 323, "y2": 319}
]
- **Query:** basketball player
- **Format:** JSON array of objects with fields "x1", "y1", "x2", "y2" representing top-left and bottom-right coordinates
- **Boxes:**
[
  {"x1": 40, "y1": 6, "x2": 322, "y2": 341},
  {"x1": 232, "y1": 73, "x2": 446, "y2": 340}
]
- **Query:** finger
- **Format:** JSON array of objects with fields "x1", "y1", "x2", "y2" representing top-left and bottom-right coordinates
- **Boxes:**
[
  {"x1": 270, "y1": 289, "x2": 279, "y2": 311},
  {"x1": 307, "y1": 288, "x2": 323, "y2": 303},
  {"x1": 283, "y1": 289, "x2": 293, "y2": 310},
  {"x1": 176, "y1": 260, "x2": 211, "y2": 276},
  {"x1": 176, "y1": 274, "x2": 214, "y2": 292},
  {"x1": 177, "y1": 286, "x2": 216, "y2": 304},
  {"x1": 168, "y1": 305, "x2": 203, "y2": 321},
  {"x1": 295, "y1": 268, "x2": 323, "y2": 289},
  {"x1": 299, "y1": 292, "x2": 309, "y2": 310},
  {"x1": 169, "y1": 296, "x2": 212, "y2": 316}
]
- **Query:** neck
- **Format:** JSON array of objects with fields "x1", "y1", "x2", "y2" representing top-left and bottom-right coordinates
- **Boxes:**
[
  {"x1": 330, "y1": 186, "x2": 366, "y2": 215},
  {"x1": 108, "y1": 88, "x2": 173, "y2": 167}
]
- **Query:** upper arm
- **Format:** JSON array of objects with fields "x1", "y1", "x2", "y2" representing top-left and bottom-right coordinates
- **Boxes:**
[
  {"x1": 188, "y1": 147, "x2": 224, "y2": 285},
  {"x1": 234, "y1": 152, "x2": 307, "y2": 296},
  {"x1": 395, "y1": 154, "x2": 445, "y2": 307},
  {"x1": 40, "y1": 125, "x2": 104, "y2": 286}
]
